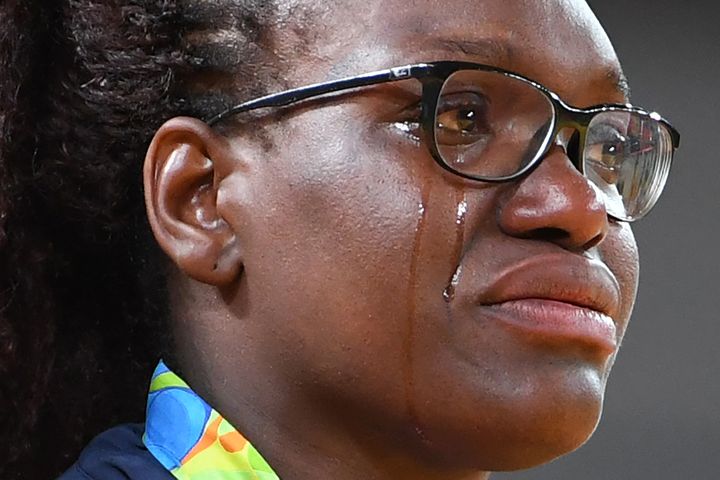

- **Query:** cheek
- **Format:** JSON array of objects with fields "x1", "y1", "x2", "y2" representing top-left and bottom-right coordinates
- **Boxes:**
[
  {"x1": 237, "y1": 109, "x2": 450, "y2": 395},
  {"x1": 601, "y1": 222, "x2": 640, "y2": 339}
]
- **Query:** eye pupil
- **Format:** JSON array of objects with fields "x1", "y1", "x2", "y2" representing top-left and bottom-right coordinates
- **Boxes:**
[
  {"x1": 458, "y1": 109, "x2": 476, "y2": 132},
  {"x1": 438, "y1": 108, "x2": 478, "y2": 133}
]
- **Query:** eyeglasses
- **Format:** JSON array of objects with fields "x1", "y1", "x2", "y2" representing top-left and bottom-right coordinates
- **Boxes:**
[{"x1": 207, "y1": 61, "x2": 680, "y2": 222}]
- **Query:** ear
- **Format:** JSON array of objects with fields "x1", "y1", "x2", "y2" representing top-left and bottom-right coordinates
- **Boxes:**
[{"x1": 144, "y1": 117, "x2": 243, "y2": 285}]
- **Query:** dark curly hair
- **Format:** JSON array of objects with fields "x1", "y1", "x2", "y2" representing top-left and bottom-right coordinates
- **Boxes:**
[{"x1": 0, "y1": 1, "x2": 295, "y2": 477}]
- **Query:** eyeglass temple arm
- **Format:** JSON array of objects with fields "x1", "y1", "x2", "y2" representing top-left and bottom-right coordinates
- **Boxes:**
[{"x1": 205, "y1": 65, "x2": 427, "y2": 126}]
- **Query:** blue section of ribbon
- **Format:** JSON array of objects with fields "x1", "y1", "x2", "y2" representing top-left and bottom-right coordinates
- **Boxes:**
[{"x1": 144, "y1": 362, "x2": 213, "y2": 471}]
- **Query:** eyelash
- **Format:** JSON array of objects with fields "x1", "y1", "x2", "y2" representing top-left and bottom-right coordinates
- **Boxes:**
[{"x1": 391, "y1": 104, "x2": 423, "y2": 142}]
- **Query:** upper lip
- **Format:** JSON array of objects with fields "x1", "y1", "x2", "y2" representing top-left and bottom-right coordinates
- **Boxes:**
[{"x1": 479, "y1": 254, "x2": 621, "y2": 318}]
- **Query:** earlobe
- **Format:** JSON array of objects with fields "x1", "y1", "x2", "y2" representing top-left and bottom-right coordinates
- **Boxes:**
[{"x1": 144, "y1": 117, "x2": 243, "y2": 285}]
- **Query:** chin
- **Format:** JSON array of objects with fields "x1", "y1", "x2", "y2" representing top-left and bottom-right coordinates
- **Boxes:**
[
  {"x1": 414, "y1": 361, "x2": 608, "y2": 472},
  {"x1": 484, "y1": 401, "x2": 603, "y2": 471},
  {"x1": 423, "y1": 399, "x2": 603, "y2": 472}
]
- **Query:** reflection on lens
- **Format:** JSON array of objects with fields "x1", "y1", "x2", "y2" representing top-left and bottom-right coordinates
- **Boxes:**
[
  {"x1": 436, "y1": 70, "x2": 555, "y2": 179},
  {"x1": 584, "y1": 111, "x2": 673, "y2": 221}
]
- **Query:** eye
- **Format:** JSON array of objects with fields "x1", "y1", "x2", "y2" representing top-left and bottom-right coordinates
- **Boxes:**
[
  {"x1": 585, "y1": 123, "x2": 629, "y2": 184},
  {"x1": 390, "y1": 103, "x2": 423, "y2": 142},
  {"x1": 435, "y1": 92, "x2": 491, "y2": 146}
]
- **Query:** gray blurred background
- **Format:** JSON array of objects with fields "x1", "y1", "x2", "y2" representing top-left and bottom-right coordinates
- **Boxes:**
[{"x1": 497, "y1": 1, "x2": 720, "y2": 479}]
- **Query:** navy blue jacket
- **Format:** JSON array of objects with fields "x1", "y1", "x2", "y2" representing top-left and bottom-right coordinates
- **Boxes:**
[{"x1": 59, "y1": 424, "x2": 173, "y2": 479}]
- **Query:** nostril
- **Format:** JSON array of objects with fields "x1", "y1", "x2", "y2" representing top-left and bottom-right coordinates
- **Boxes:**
[
  {"x1": 530, "y1": 227, "x2": 570, "y2": 243},
  {"x1": 523, "y1": 227, "x2": 605, "y2": 251},
  {"x1": 581, "y1": 231, "x2": 605, "y2": 251}
]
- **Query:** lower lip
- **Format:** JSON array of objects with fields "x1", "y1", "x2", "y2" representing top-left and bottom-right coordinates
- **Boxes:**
[{"x1": 482, "y1": 299, "x2": 618, "y2": 354}]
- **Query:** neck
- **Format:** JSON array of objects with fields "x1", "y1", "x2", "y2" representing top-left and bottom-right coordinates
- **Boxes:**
[
  {"x1": 168, "y1": 278, "x2": 492, "y2": 480},
  {"x1": 176, "y1": 346, "x2": 491, "y2": 480},
  {"x1": 200, "y1": 374, "x2": 491, "y2": 480}
]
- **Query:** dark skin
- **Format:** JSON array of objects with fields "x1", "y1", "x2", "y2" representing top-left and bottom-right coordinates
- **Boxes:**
[{"x1": 144, "y1": 0, "x2": 638, "y2": 478}]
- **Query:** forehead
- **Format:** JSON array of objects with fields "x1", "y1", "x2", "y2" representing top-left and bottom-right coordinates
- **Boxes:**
[{"x1": 280, "y1": 0, "x2": 627, "y2": 104}]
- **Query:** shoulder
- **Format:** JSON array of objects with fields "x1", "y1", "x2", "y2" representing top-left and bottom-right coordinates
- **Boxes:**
[{"x1": 58, "y1": 424, "x2": 173, "y2": 480}]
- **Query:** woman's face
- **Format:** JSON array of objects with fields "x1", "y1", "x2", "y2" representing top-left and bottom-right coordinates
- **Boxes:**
[{"x1": 198, "y1": 0, "x2": 638, "y2": 471}]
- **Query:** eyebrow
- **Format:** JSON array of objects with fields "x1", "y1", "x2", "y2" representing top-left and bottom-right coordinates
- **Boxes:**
[
  {"x1": 607, "y1": 69, "x2": 632, "y2": 100},
  {"x1": 429, "y1": 37, "x2": 515, "y2": 64},
  {"x1": 431, "y1": 37, "x2": 632, "y2": 101}
]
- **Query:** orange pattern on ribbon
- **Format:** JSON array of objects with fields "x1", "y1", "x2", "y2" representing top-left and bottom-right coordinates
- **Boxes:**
[
  {"x1": 182, "y1": 416, "x2": 222, "y2": 465},
  {"x1": 181, "y1": 415, "x2": 249, "y2": 465},
  {"x1": 219, "y1": 430, "x2": 247, "y2": 453}
]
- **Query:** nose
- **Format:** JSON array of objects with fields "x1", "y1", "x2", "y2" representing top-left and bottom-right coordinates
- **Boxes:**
[{"x1": 498, "y1": 145, "x2": 609, "y2": 251}]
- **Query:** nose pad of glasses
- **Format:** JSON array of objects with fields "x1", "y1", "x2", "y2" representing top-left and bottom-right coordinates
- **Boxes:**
[{"x1": 554, "y1": 127, "x2": 583, "y2": 172}]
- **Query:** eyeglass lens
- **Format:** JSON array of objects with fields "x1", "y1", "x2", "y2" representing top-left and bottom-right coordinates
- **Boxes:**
[{"x1": 434, "y1": 70, "x2": 674, "y2": 221}]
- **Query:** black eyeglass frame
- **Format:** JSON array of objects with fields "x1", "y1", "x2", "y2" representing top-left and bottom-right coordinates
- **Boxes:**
[{"x1": 206, "y1": 61, "x2": 680, "y2": 217}]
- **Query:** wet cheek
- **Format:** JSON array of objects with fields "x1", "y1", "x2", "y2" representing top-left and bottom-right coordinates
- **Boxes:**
[
  {"x1": 243, "y1": 113, "x2": 432, "y2": 367},
  {"x1": 261, "y1": 109, "x2": 428, "y2": 259}
]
